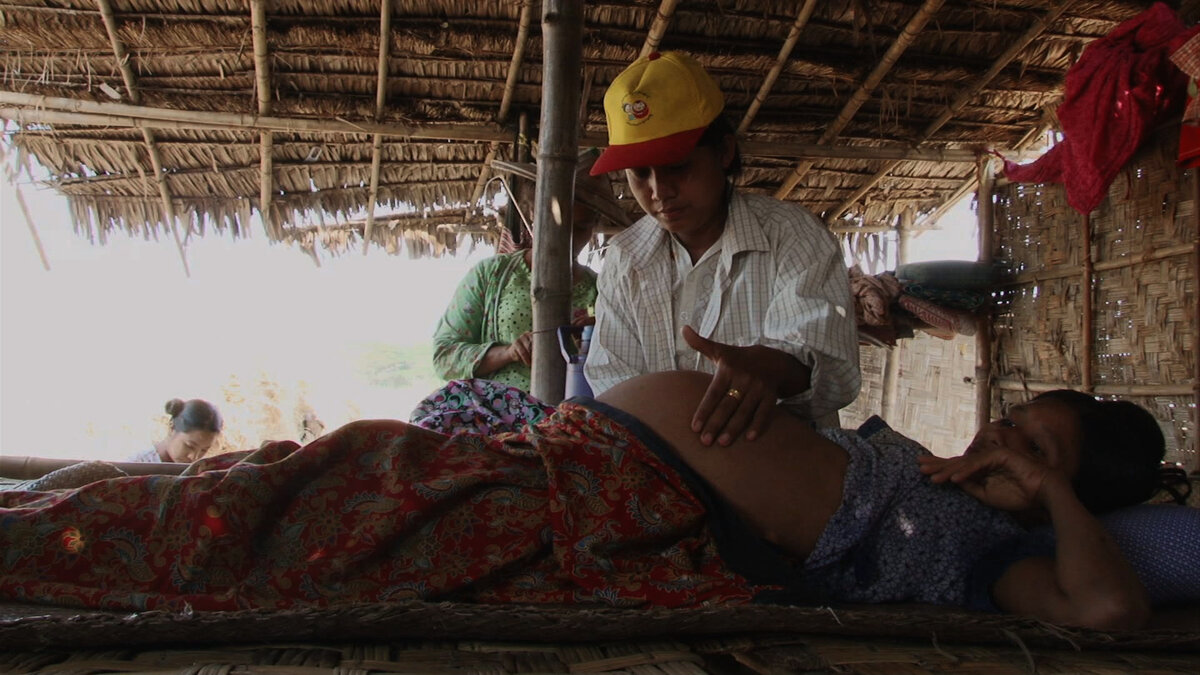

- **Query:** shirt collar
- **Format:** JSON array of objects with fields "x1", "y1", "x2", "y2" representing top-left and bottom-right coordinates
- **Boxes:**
[{"x1": 613, "y1": 192, "x2": 769, "y2": 268}]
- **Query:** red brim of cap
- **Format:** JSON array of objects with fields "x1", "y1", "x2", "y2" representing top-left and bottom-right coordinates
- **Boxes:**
[{"x1": 589, "y1": 127, "x2": 707, "y2": 175}]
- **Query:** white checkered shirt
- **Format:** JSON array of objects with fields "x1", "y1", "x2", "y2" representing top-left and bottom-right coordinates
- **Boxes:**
[{"x1": 585, "y1": 192, "x2": 860, "y2": 419}]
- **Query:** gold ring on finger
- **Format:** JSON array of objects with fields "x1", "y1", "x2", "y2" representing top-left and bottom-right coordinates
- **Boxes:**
[{"x1": 726, "y1": 388, "x2": 742, "y2": 400}]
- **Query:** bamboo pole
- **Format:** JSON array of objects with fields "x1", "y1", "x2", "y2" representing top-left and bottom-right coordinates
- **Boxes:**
[
  {"x1": 95, "y1": 0, "x2": 138, "y2": 105},
  {"x1": 13, "y1": 184, "x2": 51, "y2": 270},
  {"x1": 829, "y1": 2, "x2": 1074, "y2": 219},
  {"x1": 144, "y1": 128, "x2": 191, "y2": 277},
  {"x1": 974, "y1": 155, "x2": 995, "y2": 429},
  {"x1": 737, "y1": 0, "x2": 818, "y2": 135},
  {"x1": 362, "y1": 0, "x2": 393, "y2": 255},
  {"x1": 774, "y1": 0, "x2": 944, "y2": 200},
  {"x1": 251, "y1": 0, "x2": 277, "y2": 241},
  {"x1": 530, "y1": 0, "x2": 583, "y2": 404},
  {"x1": 639, "y1": 0, "x2": 678, "y2": 59},
  {"x1": 95, "y1": 0, "x2": 189, "y2": 275},
  {"x1": 881, "y1": 208, "x2": 912, "y2": 421},
  {"x1": 1080, "y1": 212, "x2": 1094, "y2": 393},
  {"x1": 498, "y1": 0, "x2": 534, "y2": 124},
  {"x1": 993, "y1": 379, "x2": 1196, "y2": 397},
  {"x1": 259, "y1": 132, "x2": 275, "y2": 237},
  {"x1": 0, "y1": 97, "x2": 991, "y2": 162},
  {"x1": 1193, "y1": 168, "x2": 1199, "y2": 471},
  {"x1": 996, "y1": 244, "x2": 1197, "y2": 286}
]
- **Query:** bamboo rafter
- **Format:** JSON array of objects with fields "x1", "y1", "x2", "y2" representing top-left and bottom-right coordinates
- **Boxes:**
[
  {"x1": 639, "y1": 0, "x2": 678, "y2": 60},
  {"x1": 251, "y1": 0, "x2": 278, "y2": 241},
  {"x1": 362, "y1": 0, "x2": 394, "y2": 254},
  {"x1": 830, "y1": 1, "x2": 1076, "y2": 220},
  {"x1": 737, "y1": 0, "x2": 818, "y2": 136},
  {"x1": 95, "y1": 0, "x2": 190, "y2": 276},
  {"x1": 774, "y1": 0, "x2": 945, "y2": 202}
]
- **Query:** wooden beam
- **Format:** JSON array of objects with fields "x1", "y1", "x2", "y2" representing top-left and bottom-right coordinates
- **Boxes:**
[
  {"x1": 639, "y1": 0, "x2": 678, "y2": 59},
  {"x1": 498, "y1": 0, "x2": 534, "y2": 124},
  {"x1": 250, "y1": 0, "x2": 277, "y2": 241},
  {"x1": 829, "y1": 2, "x2": 1074, "y2": 219},
  {"x1": 994, "y1": 379, "x2": 1196, "y2": 397},
  {"x1": 998, "y1": 244, "x2": 1197, "y2": 286},
  {"x1": 737, "y1": 0, "x2": 818, "y2": 135},
  {"x1": 774, "y1": 0, "x2": 945, "y2": 200},
  {"x1": 0, "y1": 96, "x2": 996, "y2": 163},
  {"x1": 363, "y1": 0, "x2": 394, "y2": 254},
  {"x1": 95, "y1": 0, "x2": 189, "y2": 276}
]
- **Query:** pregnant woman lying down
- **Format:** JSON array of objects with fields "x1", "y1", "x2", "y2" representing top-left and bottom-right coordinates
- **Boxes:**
[{"x1": 0, "y1": 370, "x2": 1171, "y2": 630}]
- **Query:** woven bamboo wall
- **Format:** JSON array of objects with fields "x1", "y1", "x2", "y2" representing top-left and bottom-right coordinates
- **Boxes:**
[
  {"x1": 991, "y1": 127, "x2": 1198, "y2": 469},
  {"x1": 841, "y1": 334, "x2": 978, "y2": 457}
]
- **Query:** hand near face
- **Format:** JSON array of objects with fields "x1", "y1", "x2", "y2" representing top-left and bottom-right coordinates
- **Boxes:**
[
  {"x1": 917, "y1": 428, "x2": 1060, "y2": 513},
  {"x1": 682, "y1": 325, "x2": 792, "y2": 447},
  {"x1": 506, "y1": 331, "x2": 534, "y2": 367}
]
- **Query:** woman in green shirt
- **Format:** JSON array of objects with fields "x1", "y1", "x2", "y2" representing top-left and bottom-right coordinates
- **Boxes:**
[{"x1": 432, "y1": 155, "x2": 628, "y2": 391}]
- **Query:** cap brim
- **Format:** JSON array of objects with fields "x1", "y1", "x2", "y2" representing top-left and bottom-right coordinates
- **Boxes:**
[{"x1": 589, "y1": 127, "x2": 707, "y2": 175}]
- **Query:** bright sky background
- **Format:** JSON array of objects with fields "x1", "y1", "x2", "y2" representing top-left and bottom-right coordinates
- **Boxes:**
[
  {"x1": 1, "y1": 166, "x2": 977, "y2": 461},
  {"x1": 1, "y1": 173, "x2": 491, "y2": 460}
]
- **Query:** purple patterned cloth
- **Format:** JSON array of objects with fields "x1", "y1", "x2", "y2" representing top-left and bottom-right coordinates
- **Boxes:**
[{"x1": 409, "y1": 379, "x2": 555, "y2": 436}]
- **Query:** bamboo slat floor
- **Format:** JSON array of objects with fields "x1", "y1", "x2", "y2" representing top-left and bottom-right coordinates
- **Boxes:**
[{"x1": 2, "y1": 601, "x2": 1199, "y2": 674}]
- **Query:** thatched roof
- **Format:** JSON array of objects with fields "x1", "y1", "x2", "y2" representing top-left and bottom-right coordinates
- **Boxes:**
[{"x1": 0, "y1": 0, "x2": 1190, "y2": 259}]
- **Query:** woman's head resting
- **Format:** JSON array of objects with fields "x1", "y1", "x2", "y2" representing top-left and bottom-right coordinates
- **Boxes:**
[
  {"x1": 162, "y1": 398, "x2": 223, "y2": 463},
  {"x1": 976, "y1": 390, "x2": 1165, "y2": 514}
]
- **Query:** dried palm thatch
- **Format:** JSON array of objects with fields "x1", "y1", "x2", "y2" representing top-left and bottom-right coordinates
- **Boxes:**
[{"x1": 0, "y1": 0, "x2": 1187, "y2": 260}]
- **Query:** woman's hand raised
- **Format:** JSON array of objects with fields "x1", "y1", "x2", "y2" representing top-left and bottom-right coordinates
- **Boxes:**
[{"x1": 683, "y1": 326, "x2": 804, "y2": 447}]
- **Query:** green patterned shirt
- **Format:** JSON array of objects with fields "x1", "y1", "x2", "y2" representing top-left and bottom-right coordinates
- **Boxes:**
[{"x1": 432, "y1": 251, "x2": 598, "y2": 391}]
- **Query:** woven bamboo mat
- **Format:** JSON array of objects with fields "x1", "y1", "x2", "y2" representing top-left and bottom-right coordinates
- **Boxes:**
[
  {"x1": 2, "y1": 600, "x2": 1197, "y2": 656},
  {"x1": 3, "y1": 631, "x2": 1200, "y2": 674}
]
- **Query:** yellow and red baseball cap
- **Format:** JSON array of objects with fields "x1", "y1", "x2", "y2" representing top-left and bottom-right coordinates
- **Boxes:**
[{"x1": 590, "y1": 51, "x2": 725, "y2": 176}]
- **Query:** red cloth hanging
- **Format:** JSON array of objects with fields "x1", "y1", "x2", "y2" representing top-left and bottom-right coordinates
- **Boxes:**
[{"x1": 1002, "y1": 3, "x2": 1198, "y2": 214}]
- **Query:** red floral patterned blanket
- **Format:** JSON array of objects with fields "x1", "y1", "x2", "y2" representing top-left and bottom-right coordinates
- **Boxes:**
[{"x1": 0, "y1": 403, "x2": 754, "y2": 612}]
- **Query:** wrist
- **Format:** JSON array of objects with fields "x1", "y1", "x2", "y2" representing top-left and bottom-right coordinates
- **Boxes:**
[{"x1": 1036, "y1": 470, "x2": 1077, "y2": 509}]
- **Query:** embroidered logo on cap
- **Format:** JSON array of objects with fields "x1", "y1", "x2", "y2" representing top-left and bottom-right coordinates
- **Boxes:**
[{"x1": 621, "y1": 94, "x2": 651, "y2": 125}]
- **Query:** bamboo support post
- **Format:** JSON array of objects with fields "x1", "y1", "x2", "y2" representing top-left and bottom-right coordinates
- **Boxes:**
[
  {"x1": 830, "y1": 2, "x2": 1074, "y2": 219},
  {"x1": 639, "y1": 0, "x2": 678, "y2": 59},
  {"x1": 975, "y1": 156, "x2": 995, "y2": 427},
  {"x1": 1080, "y1": 212, "x2": 1094, "y2": 394},
  {"x1": 530, "y1": 0, "x2": 583, "y2": 404},
  {"x1": 1193, "y1": 168, "x2": 1199, "y2": 471},
  {"x1": 774, "y1": 0, "x2": 943, "y2": 200},
  {"x1": 881, "y1": 209, "x2": 912, "y2": 421},
  {"x1": 737, "y1": 0, "x2": 817, "y2": 135},
  {"x1": 13, "y1": 184, "x2": 51, "y2": 270}
]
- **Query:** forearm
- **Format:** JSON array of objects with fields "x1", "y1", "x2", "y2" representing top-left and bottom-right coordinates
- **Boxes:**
[
  {"x1": 474, "y1": 344, "x2": 516, "y2": 377},
  {"x1": 1040, "y1": 474, "x2": 1150, "y2": 628}
]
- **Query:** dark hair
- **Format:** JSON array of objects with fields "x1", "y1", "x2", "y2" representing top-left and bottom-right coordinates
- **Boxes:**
[
  {"x1": 696, "y1": 114, "x2": 742, "y2": 178},
  {"x1": 1033, "y1": 389, "x2": 1165, "y2": 513},
  {"x1": 165, "y1": 398, "x2": 223, "y2": 434}
]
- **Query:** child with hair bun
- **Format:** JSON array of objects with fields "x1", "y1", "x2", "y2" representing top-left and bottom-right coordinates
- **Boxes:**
[{"x1": 128, "y1": 398, "x2": 223, "y2": 463}]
